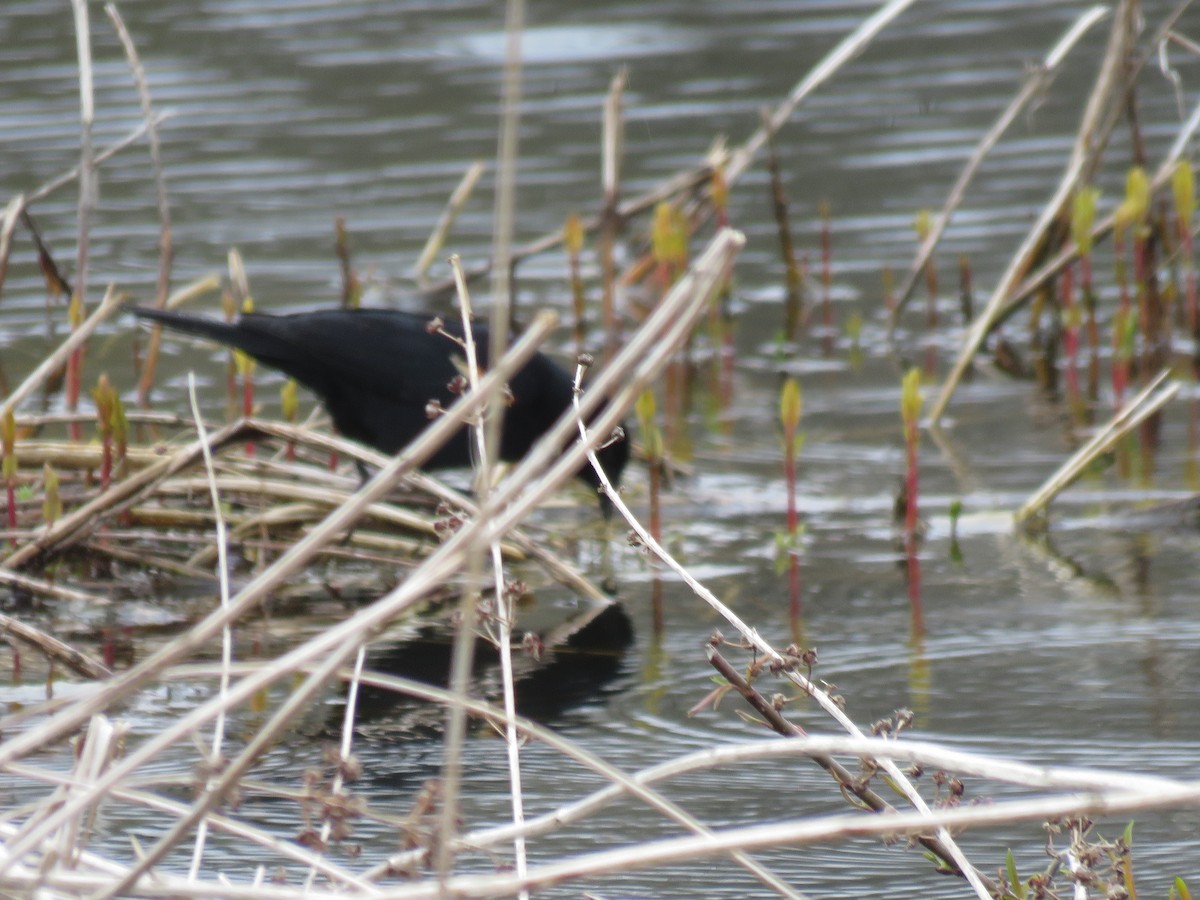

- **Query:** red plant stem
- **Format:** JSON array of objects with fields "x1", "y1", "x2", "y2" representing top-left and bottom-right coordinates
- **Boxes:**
[
  {"x1": 904, "y1": 422, "x2": 919, "y2": 537},
  {"x1": 1079, "y1": 252, "x2": 1101, "y2": 404},
  {"x1": 1061, "y1": 263, "x2": 1077, "y2": 360},
  {"x1": 784, "y1": 429, "x2": 798, "y2": 536},
  {"x1": 1112, "y1": 230, "x2": 1130, "y2": 407},
  {"x1": 1115, "y1": 229, "x2": 1130, "y2": 316},
  {"x1": 1112, "y1": 352, "x2": 1128, "y2": 407},
  {"x1": 1081, "y1": 253, "x2": 1098, "y2": 361},
  {"x1": 1180, "y1": 216, "x2": 1198, "y2": 367},
  {"x1": 1133, "y1": 232, "x2": 1149, "y2": 375},
  {"x1": 1061, "y1": 263, "x2": 1079, "y2": 398}
]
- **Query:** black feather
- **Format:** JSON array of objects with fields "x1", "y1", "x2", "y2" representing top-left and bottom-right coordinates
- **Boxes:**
[{"x1": 133, "y1": 306, "x2": 628, "y2": 503}]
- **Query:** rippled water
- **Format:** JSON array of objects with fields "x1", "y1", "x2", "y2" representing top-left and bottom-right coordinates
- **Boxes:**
[{"x1": 3, "y1": 0, "x2": 1200, "y2": 895}]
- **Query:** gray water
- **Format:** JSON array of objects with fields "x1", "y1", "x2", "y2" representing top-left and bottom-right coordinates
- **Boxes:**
[{"x1": 2, "y1": 0, "x2": 1200, "y2": 896}]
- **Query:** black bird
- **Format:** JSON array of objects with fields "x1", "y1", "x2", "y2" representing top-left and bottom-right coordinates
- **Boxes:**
[{"x1": 132, "y1": 306, "x2": 627, "y2": 506}]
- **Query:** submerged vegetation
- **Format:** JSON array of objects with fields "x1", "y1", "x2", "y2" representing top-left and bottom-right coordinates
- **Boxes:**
[{"x1": 1, "y1": 0, "x2": 1200, "y2": 896}]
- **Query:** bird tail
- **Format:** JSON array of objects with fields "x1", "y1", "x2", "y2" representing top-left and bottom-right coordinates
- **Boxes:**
[{"x1": 130, "y1": 306, "x2": 284, "y2": 360}]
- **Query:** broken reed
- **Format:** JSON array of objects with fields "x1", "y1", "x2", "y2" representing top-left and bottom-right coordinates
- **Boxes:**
[{"x1": 334, "y1": 216, "x2": 360, "y2": 310}]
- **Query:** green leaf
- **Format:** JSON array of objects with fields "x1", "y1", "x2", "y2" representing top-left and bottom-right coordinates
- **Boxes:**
[
  {"x1": 1004, "y1": 849, "x2": 1025, "y2": 899},
  {"x1": 779, "y1": 377, "x2": 802, "y2": 433},
  {"x1": 900, "y1": 367, "x2": 922, "y2": 429},
  {"x1": 1173, "y1": 160, "x2": 1195, "y2": 227},
  {"x1": 1071, "y1": 186, "x2": 1100, "y2": 255}
]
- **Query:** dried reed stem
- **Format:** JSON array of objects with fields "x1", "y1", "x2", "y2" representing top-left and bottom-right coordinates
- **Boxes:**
[
  {"x1": 887, "y1": 5, "x2": 1109, "y2": 334},
  {"x1": 1015, "y1": 370, "x2": 1179, "y2": 525},
  {"x1": 0, "y1": 317, "x2": 559, "y2": 869},
  {"x1": 0, "y1": 232, "x2": 740, "y2": 898},
  {"x1": 105, "y1": 3, "x2": 174, "y2": 406},
  {"x1": 0, "y1": 613, "x2": 111, "y2": 680},
  {"x1": 0, "y1": 284, "x2": 124, "y2": 425},
  {"x1": 10, "y1": 756, "x2": 377, "y2": 889},
  {"x1": 25, "y1": 115, "x2": 171, "y2": 208},
  {"x1": 931, "y1": 0, "x2": 1138, "y2": 424},
  {"x1": 0, "y1": 567, "x2": 110, "y2": 607},
  {"x1": 302, "y1": 644, "x2": 368, "y2": 890},
  {"x1": 185, "y1": 373, "x2": 233, "y2": 879},
  {"x1": 414, "y1": 161, "x2": 484, "y2": 285},
  {"x1": 726, "y1": 0, "x2": 917, "y2": 183},
  {"x1": 998, "y1": 91, "x2": 1200, "y2": 325},
  {"x1": 2, "y1": 416, "x2": 249, "y2": 570},
  {"x1": 443, "y1": 253, "x2": 528, "y2": 886},
  {"x1": 438, "y1": 0, "x2": 525, "y2": 881},
  {"x1": 570, "y1": 247, "x2": 992, "y2": 896},
  {"x1": 708, "y1": 644, "x2": 978, "y2": 883},
  {"x1": 0, "y1": 232, "x2": 740, "y2": 890},
  {"x1": 600, "y1": 68, "x2": 626, "y2": 359},
  {"x1": 0, "y1": 196, "x2": 23, "y2": 300},
  {"x1": 70, "y1": 0, "x2": 96, "y2": 320},
  {"x1": 422, "y1": 0, "x2": 912, "y2": 299}
]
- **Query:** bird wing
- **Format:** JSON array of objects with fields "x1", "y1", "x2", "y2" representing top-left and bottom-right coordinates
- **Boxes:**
[{"x1": 233, "y1": 310, "x2": 467, "y2": 405}]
